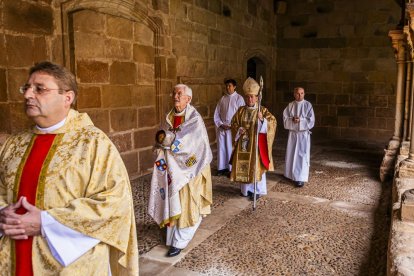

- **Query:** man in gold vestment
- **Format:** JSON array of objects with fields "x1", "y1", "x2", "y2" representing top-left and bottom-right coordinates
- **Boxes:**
[
  {"x1": 148, "y1": 84, "x2": 212, "y2": 257},
  {"x1": 230, "y1": 77, "x2": 277, "y2": 201},
  {"x1": 0, "y1": 61, "x2": 138, "y2": 275}
]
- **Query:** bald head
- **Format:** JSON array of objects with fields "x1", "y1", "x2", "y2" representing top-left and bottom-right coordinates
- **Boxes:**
[{"x1": 293, "y1": 87, "x2": 305, "y2": 102}]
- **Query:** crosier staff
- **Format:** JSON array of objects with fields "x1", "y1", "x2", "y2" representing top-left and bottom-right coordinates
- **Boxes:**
[{"x1": 253, "y1": 76, "x2": 264, "y2": 211}]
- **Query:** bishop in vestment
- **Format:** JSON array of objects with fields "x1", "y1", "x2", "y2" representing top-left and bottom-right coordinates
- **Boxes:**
[
  {"x1": 0, "y1": 61, "x2": 138, "y2": 275},
  {"x1": 230, "y1": 78, "x2": 277, "y2": 201},
  {"x1": 148, "y1": 84, "x2": 212, "y2": 257}
]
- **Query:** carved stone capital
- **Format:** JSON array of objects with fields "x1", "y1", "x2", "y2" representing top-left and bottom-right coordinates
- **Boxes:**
[
  {"x1": 404, "y1": 26, "x2": 414, "y2": 59},
  {"x1": 406, "y1": 3, "x2": 414, "y2": 30},
  {"x1": 389, "y1": 138, "x2": 402, "y2": 150},
  {"x1": 389, "y1": 30, "x2": 406, "y2": 62}
]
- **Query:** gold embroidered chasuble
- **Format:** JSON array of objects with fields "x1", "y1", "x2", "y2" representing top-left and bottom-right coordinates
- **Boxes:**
[
  {"x1": 230, "y1": 106, "x2": 277, "y2": 183},
  {"x1": 177, "y1": 166, "x2": 212, "y2": 228},
  {"x1": 0, "y1": 109, "x2": 139, "y2": 276}
]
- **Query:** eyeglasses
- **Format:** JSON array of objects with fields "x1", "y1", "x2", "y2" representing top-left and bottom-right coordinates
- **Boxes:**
[
  {"x1": 19, "y1": 84, "x2": 66, "y2": 95},
  {"x1": 171, "y1": 91, "x2": 187, "y2": 98}
]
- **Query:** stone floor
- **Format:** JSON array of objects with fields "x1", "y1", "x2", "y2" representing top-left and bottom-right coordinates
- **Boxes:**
[{"x1": 133, "y1": 138, "x2": 391, "y2": 275}]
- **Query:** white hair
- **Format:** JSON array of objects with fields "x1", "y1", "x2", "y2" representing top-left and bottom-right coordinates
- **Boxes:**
[{"x1": 174, "y1": 84, "x2": 192, "y2": 98}]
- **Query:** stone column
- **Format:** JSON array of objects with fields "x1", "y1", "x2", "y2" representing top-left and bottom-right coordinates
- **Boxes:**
[
  {"x1": 405, "y1": 5, "x2": 414, "y2": 162},
  {"x1": 390, "y1": 30, "x2": 406, "y2": 142},
  {"x1": 401, "y1": 25, "x2": 413, "y2": 157},
  {"x1": 397, "y1": 4, "x2": 414, "y2": 176},
  {"x1": 380, "y1": 29, "x2": 406, "y2": 182},
  {"x1": 403, "y1": 58, "x2": 412, "y2": 141},
  {"x1": 409, "y1": 5, "x2": 414, "y2": 141},
  {"x1": 409, "y1": 68, "x2": 414, "y2": 140}
]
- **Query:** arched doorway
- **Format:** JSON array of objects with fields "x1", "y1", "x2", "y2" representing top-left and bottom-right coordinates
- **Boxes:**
[
  {"x1": 247, "y1": 57, "x2": 265, "y2": 82},
  {"x1": 246, "y1": 56, "x2": 268, "y2": 107}
]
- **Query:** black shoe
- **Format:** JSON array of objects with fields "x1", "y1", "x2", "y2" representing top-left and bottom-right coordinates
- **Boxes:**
[
  {"x1": 249, "y1": 194, "x2": 261, "y2": 201},
  {"x1": 295, "y1": 181, "x2": 304, "y2": 188},
  {"x1": 167, "y1": 246, "x2": 181, "y2": 257},
  {"x1": 240, "y1": 193, "x2": 248, "y2": 197},
  {"x1": 217, "y1": 169, "x2": 229, "y2": 176},
  {"x1": 218, "y1": 169, "x2": 230, "y2": 176}
]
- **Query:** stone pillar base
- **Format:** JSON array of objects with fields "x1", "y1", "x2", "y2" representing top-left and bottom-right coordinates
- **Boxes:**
[
  {"x1": 400, "y1": 141, "x2": 411, "y2": 156},
  {"x1": 380, "y1": 139, "x2": 401, "y2": 182},
  {"x1": 392, "y1": 177, "x2": 414, "y2": 209},
  {"x1": 401, "y1": 189, "x2": 414, "y2": 221},
  {"x1": 397, "y1": 158, "x2": 414, "y2": 178}
]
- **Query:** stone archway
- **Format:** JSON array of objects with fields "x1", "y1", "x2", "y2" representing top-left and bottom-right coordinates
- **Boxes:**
[
  {"x1": 57, "y1": 0, "x2": 169, "y2": 176},
  {"x1": 60, "y1": 0, "x2": 166, "y2": 123}
]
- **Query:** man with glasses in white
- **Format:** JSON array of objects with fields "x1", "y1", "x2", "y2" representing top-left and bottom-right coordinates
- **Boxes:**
[
  {"x1": 0, "y1": 61, "x2": 139, "y2": 275},
  {"x1": 149, "y1": 84, "x2": 213, "y2": 257}
]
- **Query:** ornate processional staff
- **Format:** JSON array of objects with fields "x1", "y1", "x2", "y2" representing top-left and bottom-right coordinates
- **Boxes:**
[{"x1": 253, "y1": 76, "x2": 264, "y2": 211}]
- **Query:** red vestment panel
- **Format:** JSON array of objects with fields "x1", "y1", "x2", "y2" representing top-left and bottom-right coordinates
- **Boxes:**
[
  {"x1": 173, "y1": 116, "x2": 184, "y2": 129},
  {"x1": 258, "y1": 133, "x2": 270, "y2": 170},
  {"x1": 15, "y1": 134, "x2": 56, "y2": 276}
]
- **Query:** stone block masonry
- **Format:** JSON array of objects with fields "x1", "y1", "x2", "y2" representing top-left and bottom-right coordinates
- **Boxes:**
[
  {"x1": 275, "y1": 0, "x2": 399, "y2": 145},
  {"x1": 0, "y1": 0, "x2": 398, "y2": 175}
]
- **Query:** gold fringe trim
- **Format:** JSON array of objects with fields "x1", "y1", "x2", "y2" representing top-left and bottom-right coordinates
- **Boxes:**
[
  {"x1": 13, "y1": 135, "x2": 36, "y2": 202},
  {"x1": 11, "y1": 134, "x2": 61, "y2": 274},
  {"x1": 11, "y1": 239, "x2": 16, "y2": 276},
  {"x1": 159, "y1": 214, "x2": 181, "y2": 229}
]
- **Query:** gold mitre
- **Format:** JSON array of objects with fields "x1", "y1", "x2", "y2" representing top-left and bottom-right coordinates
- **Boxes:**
[{"x1": 243, "y1": 77, "x2": 260, "y2": 95}]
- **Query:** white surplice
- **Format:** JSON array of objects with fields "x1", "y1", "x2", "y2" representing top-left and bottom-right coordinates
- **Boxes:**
[
  {"x1": 214, "y1": 92, "x2": 245, "y2": 171},
  {"x1": 166, "y1": 216, "x2": 202, "y2": 249},
  {"x1": 41, "y1": 212, "x2": 100, "y2": 267},
  {"x1": 283, "y1": 100, "x2": 315, "y2": 182}
]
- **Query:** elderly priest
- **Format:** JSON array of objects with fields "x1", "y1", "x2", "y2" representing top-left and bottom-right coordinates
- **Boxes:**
[{"x1": 149, "y1": 84, "x2": 213, "y2": 257}]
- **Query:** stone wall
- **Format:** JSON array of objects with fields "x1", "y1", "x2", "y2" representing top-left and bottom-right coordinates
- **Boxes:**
[
  {"x1": 169, "y1": 0, "x2": 277, "y2": 142},
  {"x1": 276, "y1": 0, "x2": 400, "y2": 145},
  {"x1": 0, "y1": 0, "x2": 277, "y2": 178},
  {"x1": 0, "y1": 0, "x2": 56, "y2": 143},
  {"x1": 71, "y1": 9, "x2": 158, "y2": 177},
  {"x1": 2, "y1": 0, "x2": 400, "y2": 175}
]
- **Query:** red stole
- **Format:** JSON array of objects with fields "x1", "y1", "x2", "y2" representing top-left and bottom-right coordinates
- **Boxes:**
[
  {"x1": 15, "y1": 134, "x2": 56, "y2": 276},
  {"x1": 258, "y1": 133, "x2": 270, "y2": 170},
  {"x1": 173, "y1": 115, "x2": 184, "y2": 129}
]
